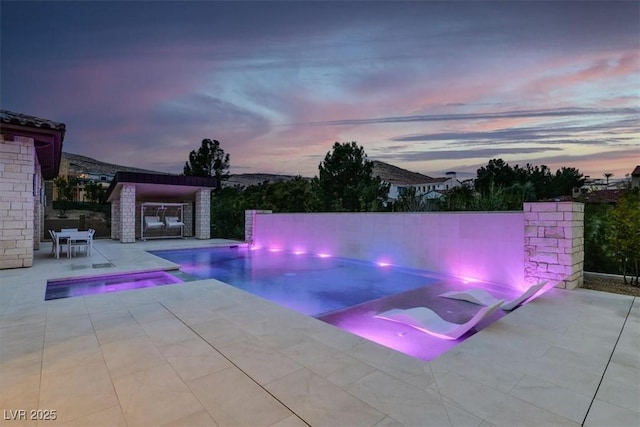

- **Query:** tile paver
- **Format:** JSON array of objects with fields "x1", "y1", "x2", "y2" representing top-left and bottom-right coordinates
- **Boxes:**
[{"x1": 0, "y1": 238, "x2": 637, "y2": 426}]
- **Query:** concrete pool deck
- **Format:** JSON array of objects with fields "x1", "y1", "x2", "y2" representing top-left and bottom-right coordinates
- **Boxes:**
[{"x1": 1, "y1": 239, "x2": 638, "y2": 426}]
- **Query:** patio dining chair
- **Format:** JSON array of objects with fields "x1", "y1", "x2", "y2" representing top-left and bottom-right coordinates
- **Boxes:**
[
  {"x1": 68, "y1": 230, "x2": 92, "y2": 258},
  {"x1": 49, "y1": 230, "x2": 60, "y2": 256},
  {"x1": 50, "y1": 230, "x2": 71, "y2": 258}
]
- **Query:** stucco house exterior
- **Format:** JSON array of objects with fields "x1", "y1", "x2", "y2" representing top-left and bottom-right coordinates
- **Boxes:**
[
  {"x1": 387, "y1": 174, "x2": 462, "y2": 201},
  {"x1": 0, "y1": 110, "x2": 66, "y2": 269}
]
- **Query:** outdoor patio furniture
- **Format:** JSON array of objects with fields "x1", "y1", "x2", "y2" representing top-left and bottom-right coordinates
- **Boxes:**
[
  {"x1": 375, "y1": 300, "x2": 504, "y2": 340},
  {"x1": 50, "y1": 230, "x2": 92, "y2": 259},
  {"x1": 144, "y1": 216, "x2": 164, "y2": 230},
  {"x1": 439, "y1": 281, "x2": 547, "y2": 311},
  {"x1": 67, "y1": 230, "x2": 93, "y2": 258},
  {"x1": 164, "y1": 216, "x2": 185, "y2": 228},
  {"x1": 49, "y1": 230, "x2": 67, "y2": 257}
]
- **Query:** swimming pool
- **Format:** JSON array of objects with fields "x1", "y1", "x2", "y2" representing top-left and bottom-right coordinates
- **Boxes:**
[
  {"x1": 151, "y1": 246, "x2": 522, "y2": 360},
  {"x1": 150, "y1": 246, "x2": 442, "y2": 317},
  {"x1": 45, "y1": 270, "x2": 183, "y2": 300}
]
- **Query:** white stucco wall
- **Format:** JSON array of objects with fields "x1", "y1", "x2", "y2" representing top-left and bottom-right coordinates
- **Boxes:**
[{"x1": 252, "y1": 212, "x2": 525, "y2": 288}]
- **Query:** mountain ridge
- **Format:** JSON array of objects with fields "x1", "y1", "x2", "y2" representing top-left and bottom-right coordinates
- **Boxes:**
[{"x1": 60, "y1": 152, "x2": 438, "y2": 186}]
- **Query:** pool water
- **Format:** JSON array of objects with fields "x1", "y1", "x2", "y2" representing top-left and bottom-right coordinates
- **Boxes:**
[
  {"x1": 151, "y1": 246, "x2": 526, "y2": 360},
  {"x1": 45, "y1": 271, "x2": 183, "y2": 301},
  {"x1": 46, "y1": 246, "x2": 532, "y2": 361},
  {"x1": 150, "y1": 246, "x2": 442, "y2": 317}
]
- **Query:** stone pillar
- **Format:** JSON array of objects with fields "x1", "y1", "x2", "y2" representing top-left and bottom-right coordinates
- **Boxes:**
[
  {"x1": 245, "y1": 209, "x2": 272, "y2": 244},
  {"x1": 0, "y1": 136, "x2": 35, "y2": 269},
  {"x1": 111, "y1": 199, "x2": 120, "y2": 240},
  {"x1": 183, "y1": 202, "x2": 194, "y2": 237},
  {"x1": 33, "y1": 151, "x2": 42, "y2": 250},
  {"x1": 524, "y1": 202, "x2": 584, "y2": 289},
  {"x1": 195, "y1": 188, "x2": 211, "y2": 239},
  {"x1": 119, "y1": 183, "x2": 136, "y2": 243}
]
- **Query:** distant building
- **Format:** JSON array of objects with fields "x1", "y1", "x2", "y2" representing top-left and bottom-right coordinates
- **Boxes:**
[
  {"x1": 632, "y1": 165, "x2": 640, "y2": 189},
  {"x1": 371, "y1": 161, "x2": 461, "y2": 202},
  {"x1": 51, "y1": 152, "x2": 160, "y2": 202}
]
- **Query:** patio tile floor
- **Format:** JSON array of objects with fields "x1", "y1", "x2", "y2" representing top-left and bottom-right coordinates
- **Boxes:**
[{"x1": 0, "y1": 238, "x2": 638, "y2": 426}]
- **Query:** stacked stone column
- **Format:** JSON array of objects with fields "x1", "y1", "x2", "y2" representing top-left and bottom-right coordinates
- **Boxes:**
[
  {"x1": 524, "y1": 202, "x2": 584, "y2": 289},
  {"x1": 33, "y1": 152, "x2": 42, "y2": 250},
  {"x1": 183, "y1": 202, "x2": 194, "y2": 237},
  {"x1": 195, "y1": 189, "x2": 211, "y2": 239},
  {"x1": 244, "y1": 210, "x2": 272, "y2": 244},
  {"x1": 111, "y1": 199, "x2": 121, "y2": 240},
  {"x1": 0, "y1": 136, "x2": 35, "y2": 268},
  {"x1": 118, "y1": 183, "x2": 136, "y2": 243}
]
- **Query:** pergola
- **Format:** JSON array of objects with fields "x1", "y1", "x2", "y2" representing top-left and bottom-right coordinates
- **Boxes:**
[{"x1": 106, "y1": 172, "x2": 218, "y2": 242}]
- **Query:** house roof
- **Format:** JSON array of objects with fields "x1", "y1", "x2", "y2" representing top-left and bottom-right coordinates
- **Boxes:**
[
  {"x1": 106, "y1": 171, "x2": 219, "y2": 203},
  {"x1": 555, "y1": 189, "x2": 626, "y2": 204},
  {"x1": 371, "y1": 160, "x2": 434, "y2": 185},
  {"x1": 632, "y1": 165, "x2": 640, "y2": 177},
  {"x1": 0, "y1": 109, "x2": 66, "y2": 180},
  {"x1": 429, "y1": 177, "x2": 450, "y2": 183}
]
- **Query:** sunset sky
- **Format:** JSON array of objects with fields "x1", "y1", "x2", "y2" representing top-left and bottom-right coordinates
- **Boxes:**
[{"x1": 2, "y1": 1, "x2": 638, "y2": 180}]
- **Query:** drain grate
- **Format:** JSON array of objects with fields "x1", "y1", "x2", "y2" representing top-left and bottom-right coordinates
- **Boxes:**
[
  {"x1": 169, "y1": 270, "x2": 198, "y2": 282},
  {"x1": 92, "y1": 263, "x2": 115, "y2": 269},
  {"x1": 71, "y1": 265, "x2": 90, "y2": 271}
]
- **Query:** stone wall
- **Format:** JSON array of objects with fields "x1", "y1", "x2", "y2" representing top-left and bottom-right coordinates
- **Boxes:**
[
  {"x1": 0, "y1": 136, "x2": 36, "y2": 268},
  {"x1": 33, "y1": 152, "x2": 43, "y2": 250},
  {"x1": 249, "y1": 202, "x2": 586, "y2": 290},
  {"x1": 111, "y1": 199, "x2": 120, "y2": 240},
  {"x1": 524, "y1": 202, "x2": 584, "y2": 289},
  {"x1": 195, "y1": 188, "x2": 211, "y2": 239},
  {"x1": 118, "y1": 183, "x2": 136, "y2": 243},
  {"x1": 183, "y1": 202, "x2": 194, "y2": 237},
  {"x1": 245, "y1": 209, "x2": 273, "y2": 243}
]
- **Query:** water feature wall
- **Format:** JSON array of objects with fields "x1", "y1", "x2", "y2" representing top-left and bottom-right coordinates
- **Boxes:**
[
  {"x1": 248, "y1": 201, "x2": 584, "y2": 290},
  {"x1": 249, "y1": 211, "x2": 525, "y2": 288}
]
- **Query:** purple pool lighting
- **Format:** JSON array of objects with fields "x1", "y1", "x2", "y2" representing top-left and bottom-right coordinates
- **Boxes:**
[
  {"x1": 150, "y1": 246, "x2": 547, "y2": 361},
  {"x1": 45, "y1": 270, "x2": 183, "y2": 300}
]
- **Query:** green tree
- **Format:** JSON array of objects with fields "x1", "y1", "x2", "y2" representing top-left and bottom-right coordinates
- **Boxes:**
[
  {"x1": 476, "y1": 159, "x2": 583, "y2": 201},
  {"x1": 584, "y1": 203, "x2": 618, "y2": 274},
  {"x1": 183, "y1": 139, "x2": 230, "y2": 183},
  {"x1": 551, "y1": 167, "x2": 584, "y2": 198},
  {"x1": 53, "y1": 176, "x2": 78, "y2": 218},
  {"x1": 393, "y1": 187, "x2": 435, "y2": 212},
  {"x1": 438, "y1": 185, "x2": 474, "y2": 211},
  {"x1": 84, "y1": 181, "x2": 107, "y2": 204},
  {"x1": 267, "y1": 177, "x2": 321, "y2": 212},
  {"x1": 475, "y1": 159, "x2": 516, "y2": 194},
  {"x1": 315, "y1": 142, "x2": 389, "y2": 212},
  {"x1": 472, "y1": 182, "x2": 521, "y2": 211},
  {"x1": 606, "y1": 191, "x2": 640, "y2": 285}
]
